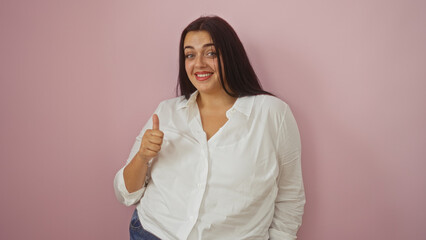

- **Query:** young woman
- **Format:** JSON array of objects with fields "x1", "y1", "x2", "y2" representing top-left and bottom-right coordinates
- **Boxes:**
[{"x1": 114, "y1": 16, "x2": 305, "y2": 240}]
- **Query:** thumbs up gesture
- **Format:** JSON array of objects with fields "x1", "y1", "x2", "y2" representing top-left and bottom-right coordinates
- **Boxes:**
[{"x1": 137, "y1": 114, "x2": 164, "y2": 163}]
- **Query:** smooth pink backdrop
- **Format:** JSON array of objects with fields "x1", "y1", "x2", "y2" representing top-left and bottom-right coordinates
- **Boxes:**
[{"x1": 1, "y1": 0, "x2": 425, "y2": 239}]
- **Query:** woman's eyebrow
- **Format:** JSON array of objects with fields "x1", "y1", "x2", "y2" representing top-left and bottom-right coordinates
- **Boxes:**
[
  {"x1": 203, "y1": 43, "x2": 215, "y2": 48},
  {"x1": 184, "y1": 43, "x2": 215, "y2": 50}
]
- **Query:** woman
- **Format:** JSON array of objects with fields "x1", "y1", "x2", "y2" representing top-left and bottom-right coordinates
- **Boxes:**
[{"x1": 114, "y1": 16, "x2": 305, "y2": 240}]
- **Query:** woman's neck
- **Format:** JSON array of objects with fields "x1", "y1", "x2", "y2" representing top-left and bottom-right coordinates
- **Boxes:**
[{"x1": 196, "y1": 91, "x2": 237, "y2": 110}]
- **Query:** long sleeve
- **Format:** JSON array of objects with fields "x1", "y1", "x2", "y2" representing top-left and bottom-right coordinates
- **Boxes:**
[
  {"x1": 269, "y1": 106, "x2": 305, "y2": 240},
  {"x1": 113, "y1": 105, "x2": 159, "y2": 206},
  {"x1": 113, "y1": 131, "x2": 147, "y2": 206}
]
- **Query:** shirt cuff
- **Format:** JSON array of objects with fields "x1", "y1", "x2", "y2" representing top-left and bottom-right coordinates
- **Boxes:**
[
  {"x1": 269, "y1": 228, "x2": 297, "y2": 240},
  {"x1": 113, "y1": 167, "x2": 146, "y2": 206}
]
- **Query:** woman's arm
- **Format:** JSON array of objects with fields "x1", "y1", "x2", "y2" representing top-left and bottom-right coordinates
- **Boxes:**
[
  {"x1": 123, "y1": 114, "x2": 163, "y2": 193},
  {"x1": 269, "y1": 106, "x2": 305, "y2": 240},
  {"x1": 113, "y1": 114, "x2": 163, "y2": 206}
]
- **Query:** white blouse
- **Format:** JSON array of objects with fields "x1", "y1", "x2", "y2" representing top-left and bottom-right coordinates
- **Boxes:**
[{"x1": 114, "y1": 91, "x2": 305, "y2": 240}]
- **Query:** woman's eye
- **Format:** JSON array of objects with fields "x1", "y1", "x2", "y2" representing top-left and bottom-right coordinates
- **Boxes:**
[
  {"x1": 185, "y1": 54, "x2": 194, "y2": 59},
  {"x1": 206, "y1": 52, "x2": 217, "y2": 58}
]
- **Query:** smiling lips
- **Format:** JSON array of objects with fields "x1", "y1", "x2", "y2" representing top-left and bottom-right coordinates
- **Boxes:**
[{"x1": 195, "y1": 72, "x2": 213, "y2": 81}]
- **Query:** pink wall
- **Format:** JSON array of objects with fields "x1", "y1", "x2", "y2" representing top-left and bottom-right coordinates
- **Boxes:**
[{"x1": 1, "y1": 0, "x2": 425, "y2": 239}]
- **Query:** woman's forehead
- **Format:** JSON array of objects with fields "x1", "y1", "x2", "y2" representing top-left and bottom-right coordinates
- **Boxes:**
[{"x1": 184, "y1": 31, "x2": 214, "y2": 49}]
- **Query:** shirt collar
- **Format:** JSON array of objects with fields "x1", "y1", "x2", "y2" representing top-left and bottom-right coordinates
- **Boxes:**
[
  {"x1": 228, "y1": 95, "x2": 254, "y2": 119},
  {"x1": 177, "y1": 90, "x2": 255, "y2": 119},
  {"x1": 177, "y1": 91, "x2": 199, "y2": 110}
]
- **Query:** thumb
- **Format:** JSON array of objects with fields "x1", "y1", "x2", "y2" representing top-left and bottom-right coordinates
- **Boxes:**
[{"x1": 152, "y1": 114, "x2": 159, "y2": 130}]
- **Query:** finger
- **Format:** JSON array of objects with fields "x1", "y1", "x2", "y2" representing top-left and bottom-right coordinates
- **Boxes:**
[
  {"x1": 149, "y1": 136, "x2": 163, "y2": 145},
  {"x1": 145, "y1": 142, "x2": 161, "y2": 152},
  {"x1": 150, "y1": 130, "x2": 164, "y2": 138},
  {"x1": 142, "y1": 148, "x2": 158, "y2": 158},
  {"x1": 152, "y1": 114, "x2": 159, "y2": 130}
]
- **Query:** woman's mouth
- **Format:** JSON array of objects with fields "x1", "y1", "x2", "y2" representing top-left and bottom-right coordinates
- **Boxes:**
[{"x1": 195, "y1": 72, "x2": 213, "y2": 81}]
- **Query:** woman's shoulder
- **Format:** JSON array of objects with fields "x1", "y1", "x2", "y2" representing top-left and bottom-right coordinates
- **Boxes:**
[
  {"x1": 158, "y1": 95, "x2": 186, "y2": 108},
  {"x1": 252, "y1": 94, "x2": 290, "y2": 114}
]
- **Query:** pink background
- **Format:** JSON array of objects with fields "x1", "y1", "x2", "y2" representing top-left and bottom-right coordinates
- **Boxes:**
[{"x1": 1, "y1": 0, "x2": 425, "y2": 239}]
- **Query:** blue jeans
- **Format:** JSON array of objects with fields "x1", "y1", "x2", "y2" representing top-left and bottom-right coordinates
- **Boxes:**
[{"x1": 129, "y1": 209, "x2": 161, "y2": 240}]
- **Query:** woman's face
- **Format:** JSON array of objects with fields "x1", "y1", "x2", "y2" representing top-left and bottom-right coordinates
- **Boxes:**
[{"x1": 184, "y1": 31, "x2": 223, "y2": 95}]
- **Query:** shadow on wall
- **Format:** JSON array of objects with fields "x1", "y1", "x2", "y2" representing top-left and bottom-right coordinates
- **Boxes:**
[
  {"x1": 248, "y1": 38, "x2": 402, "y2": 239},
  {"x1": 248, "y1": 40, "x2": 322, "y2": 237}
]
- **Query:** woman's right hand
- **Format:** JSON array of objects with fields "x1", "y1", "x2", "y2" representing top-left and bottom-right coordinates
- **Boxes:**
[{"x1": 137, "y1": 114, "x2": 164, "y2": 163}]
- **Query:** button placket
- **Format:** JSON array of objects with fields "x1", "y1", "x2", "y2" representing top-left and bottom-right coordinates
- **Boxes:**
[{"x1": 184, "y1": 103, "x2": 212, "y2": 238}]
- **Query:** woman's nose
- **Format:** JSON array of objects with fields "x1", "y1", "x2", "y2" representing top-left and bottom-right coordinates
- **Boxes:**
[{"x1": 194, "y1": 55, "x2": 206, "y2": 67}]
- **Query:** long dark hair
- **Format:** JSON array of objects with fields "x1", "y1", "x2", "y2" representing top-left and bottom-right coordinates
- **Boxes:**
[{"x1": 177, "y1": 16, "x2": 272, "y2": 99}]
